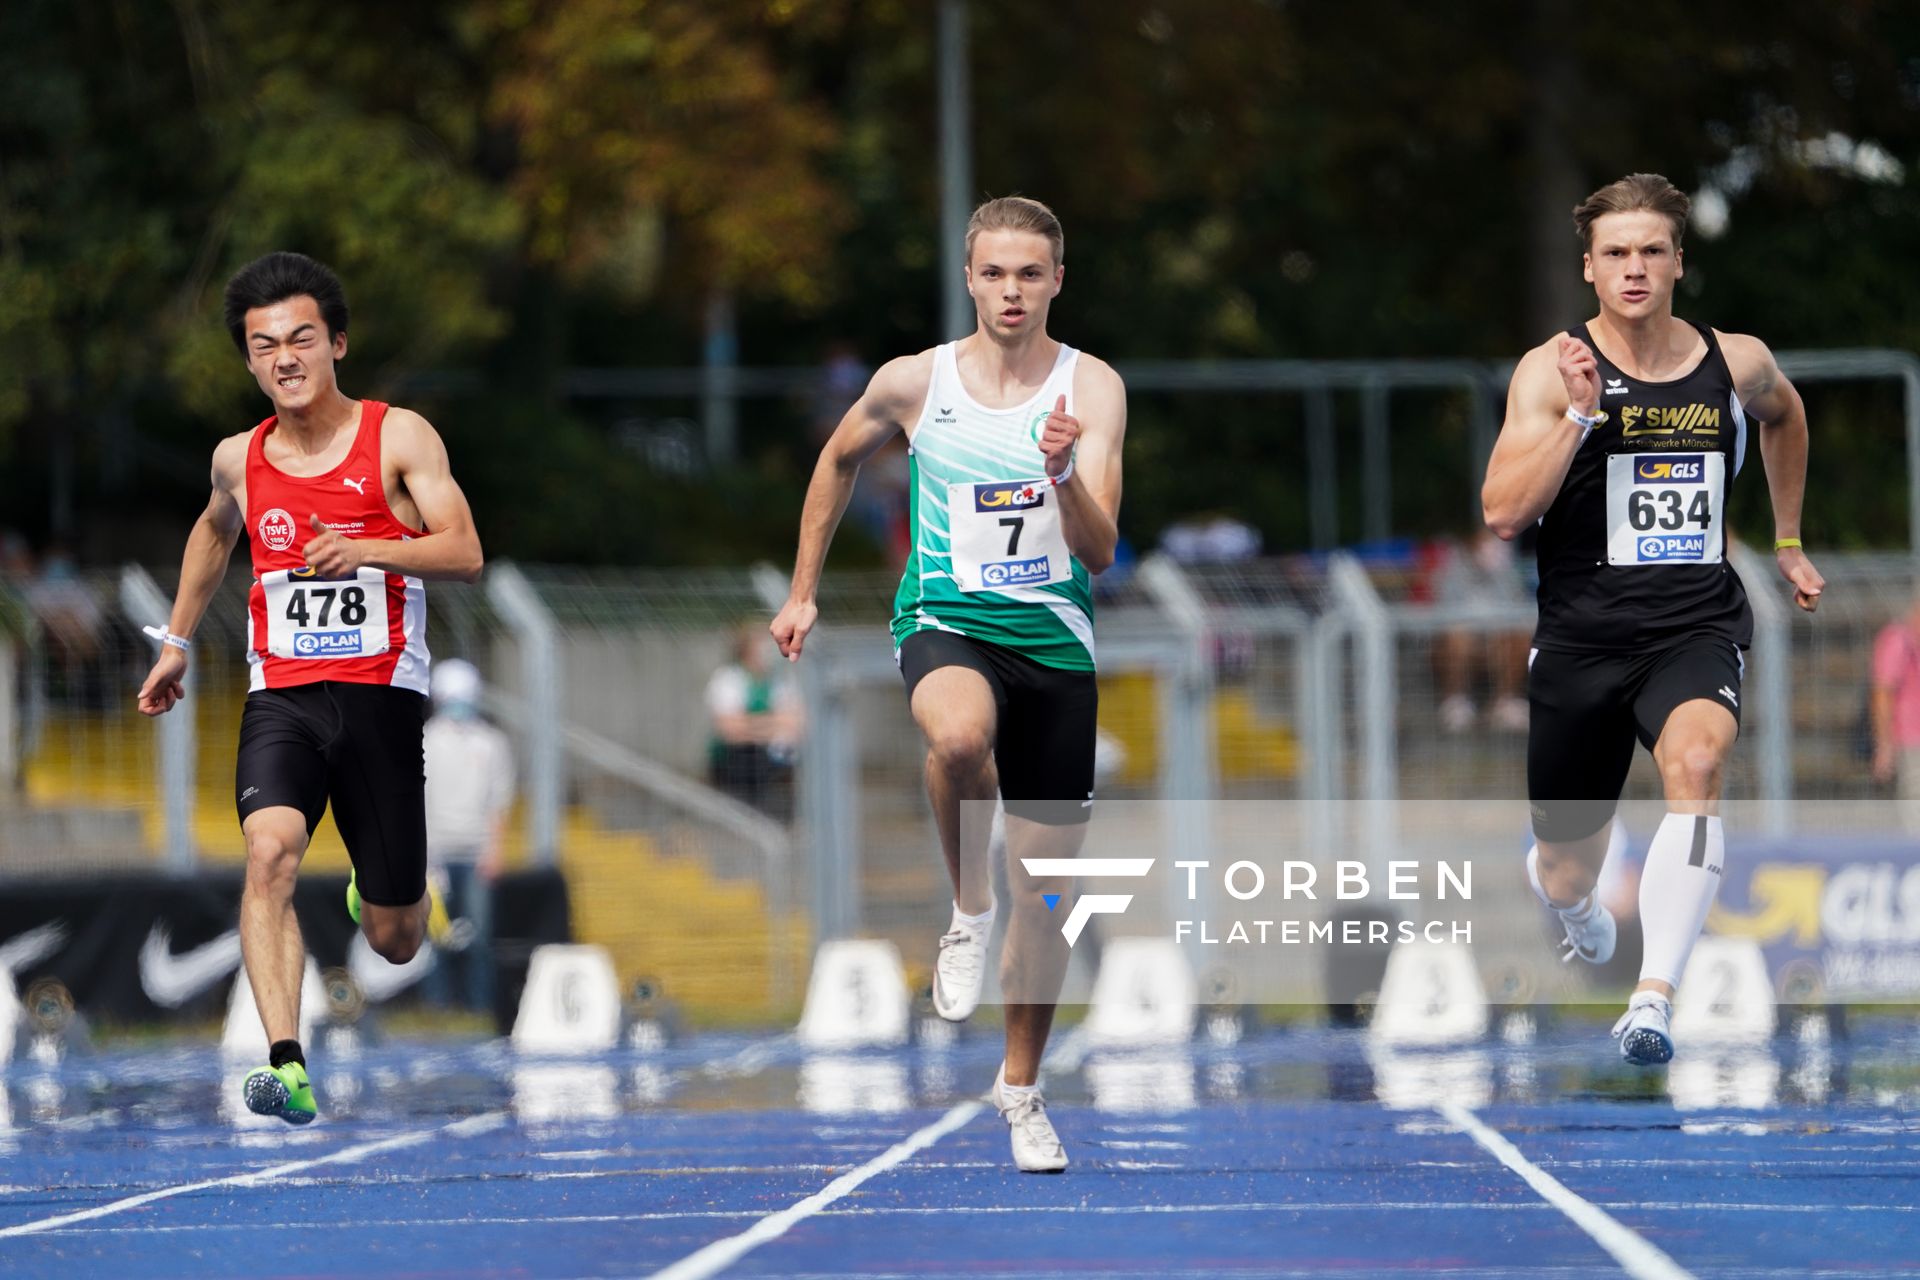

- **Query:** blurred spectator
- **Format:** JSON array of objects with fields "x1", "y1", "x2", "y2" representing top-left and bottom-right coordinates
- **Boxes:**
[
  {"x1": 422, "y1": 659, "x2": 515, "y2": 1014},
  {"x1": 0, "y1": 531, "x2": 32, "y2": 585},
  {"x1": 810, "y1": 341, "x2": 870, "y2": 445},
  {"x1": 1160, "y1": 513, "x2": 1261, "y2": 565},
  {"x1": 706, "y1": 621, "x2": 802, "y2": 821},
  {"x1": 1430, "y1": 529, "x2": 1531, "y2": 734},
  {"x1": 707, "y1": 621, "x2": 803, "y2": 819},
  {"x1": 27, "y1": 545, "x2": 109, "y2": 709},
  {"x1": 1871, "y1": 597, "x2": 1920, "y2": 831}
]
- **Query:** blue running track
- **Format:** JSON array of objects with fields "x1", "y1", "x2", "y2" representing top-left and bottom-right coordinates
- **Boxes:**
[{"x1": 0, "y1": 1022, "x2": 1915, "y2": 1278}]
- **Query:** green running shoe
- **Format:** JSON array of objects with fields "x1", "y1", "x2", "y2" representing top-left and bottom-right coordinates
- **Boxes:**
[
  {"x1": 243, "y1": 1061, "x2": 317, "y2": 1125},
  {"x1": 346, "y1": 868, "x2": 362, "y2": 924}
]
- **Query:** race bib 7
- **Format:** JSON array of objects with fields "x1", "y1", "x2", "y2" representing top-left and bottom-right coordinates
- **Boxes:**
[{"x1": 946, "y1": 477, "x2": 1072, "y2": 593}]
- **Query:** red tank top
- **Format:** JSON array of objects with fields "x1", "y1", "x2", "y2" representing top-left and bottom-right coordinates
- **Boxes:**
[{"x1": 243, "y1": 400, "x2": 431, "y2": 693}]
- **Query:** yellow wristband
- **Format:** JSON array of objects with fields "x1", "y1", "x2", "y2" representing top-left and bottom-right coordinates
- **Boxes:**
[{"x1": 1774, "y1": 538, "x2": 1803, "y2": 551}]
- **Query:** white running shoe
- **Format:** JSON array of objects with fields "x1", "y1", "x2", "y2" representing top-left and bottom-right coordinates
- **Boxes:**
[
  {"x1": 993, "y1": 1063, "x2": 1068, "y2": 1173},
  {"x1": 1555, "y1": 894, "x2": 1617, "y2": 966},
  {"x1": 1611, "y1": 991, "x2": 1675, "y2": 1065},
  {"x1": 932, "y1": 905, "x2": 992, "y2": 1022}
]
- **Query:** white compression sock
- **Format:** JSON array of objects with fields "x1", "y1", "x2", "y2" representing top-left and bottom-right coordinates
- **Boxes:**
[{"x1": 1637, "y1": 813, "x2": 1725, "y2": 988}]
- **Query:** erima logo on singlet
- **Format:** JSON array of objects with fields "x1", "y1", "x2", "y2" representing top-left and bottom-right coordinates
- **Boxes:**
[
  {"x1": 1635, "y1": 456, "x2": 1705, "y2": 482},
  {"x1": 973, "y1": 481, "x2": 1046, "y2": 512}
]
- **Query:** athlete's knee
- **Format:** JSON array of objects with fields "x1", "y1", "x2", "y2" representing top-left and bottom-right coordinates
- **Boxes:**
[
  {"x1": 1658, "y1": 740, "x2": 1725, "y2": 802},
  {"x1": 366, "y1": 918, "x2": 425, "y2": 965},
  {"x1": 925, "y1": 721, "x2": 993, "y2": 776},
  {"x1": 244, "y1": 830, "x2": 303, "y2": 893}
]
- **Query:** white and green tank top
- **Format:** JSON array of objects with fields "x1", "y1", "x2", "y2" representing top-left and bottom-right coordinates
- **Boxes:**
[{"x1": 890, "y1": 342, "x2": 1096, "y2": 671}]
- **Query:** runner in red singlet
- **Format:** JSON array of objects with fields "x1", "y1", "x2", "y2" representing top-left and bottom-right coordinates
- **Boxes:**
[{"x1": 136, "y1": 252, "x2": 483, "y2": 1123}]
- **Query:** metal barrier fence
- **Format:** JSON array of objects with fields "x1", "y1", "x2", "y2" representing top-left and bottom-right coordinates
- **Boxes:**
[{"x1": 1, "y1": 547, "x2": 1912, "y2": 1017}]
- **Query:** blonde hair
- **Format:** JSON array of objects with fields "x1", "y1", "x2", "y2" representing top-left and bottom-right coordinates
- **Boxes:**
[
  {"x1": 1573, "y1": 173, "x2": 1691, "y2": 250},
  {"x1": 965, "y1": 196, "x2": 1064, "y2": 266}
]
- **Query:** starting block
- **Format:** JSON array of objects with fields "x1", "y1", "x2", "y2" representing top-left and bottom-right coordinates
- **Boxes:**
[
  {"x1": 1370, "y1": 937, "x2": 1489, "y2": 1047},
  {"x1": 796, "y1": 940, "x2": 909, "y2": 1050},
  {"x1": 512, "y1": 944, "x2": 623, "y2": 1054},
  {"x1": 1086, "y1": 937, "x2": 1197, "y2": 1048},
  {"x1": 221, "y1": 959, "x2": 327, "y2": 1059},
  {"x1": 1672, "y1": 936, "x2": 1776, "y2": 1045}
]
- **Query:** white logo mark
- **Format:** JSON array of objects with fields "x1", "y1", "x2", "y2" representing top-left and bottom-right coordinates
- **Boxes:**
[
  {"x1": 1718, "y1": 685, "x2": 1738, "y2": 706},
  {"x1": 343, "y1": 476, "x2": 368, "y2": 495},
  {"x1": 139, "y1": 925, "x2": 243, "y2": 1008},
  {"x1": 0, "y1": 920, "x2": 70, "y2": 974},
  {"x1": 1018, "y1": 858, "x2": 1155, "y2": 945}
]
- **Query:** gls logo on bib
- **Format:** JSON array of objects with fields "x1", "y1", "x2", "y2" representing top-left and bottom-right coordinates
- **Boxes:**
[
  {"x1": 973, "y1": 481, "x2": 1046, "y2": 511},
  {"x1": 1635, "y1": 456, "x2": 1705, "y2": 483}
]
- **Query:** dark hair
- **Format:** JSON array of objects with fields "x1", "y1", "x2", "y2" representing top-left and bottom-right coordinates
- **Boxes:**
[
  {"x1": 223, "y1": 252, "x2": 349, "y2": 352},
  {"x1": 1572, "y1": 174, "x2": 1691, "y2": 252}
]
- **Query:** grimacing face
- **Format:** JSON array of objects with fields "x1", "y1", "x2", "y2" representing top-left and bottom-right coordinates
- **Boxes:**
[
  {"x1": 966, "y1": 229, "x2": 1063, "y2": 339},
  {"x1": 1583, "y1": 210, "x2": 1684, "y2": 321},
  {"x1": 243, "y1": 295, "x2": 347, "y2": 414}
]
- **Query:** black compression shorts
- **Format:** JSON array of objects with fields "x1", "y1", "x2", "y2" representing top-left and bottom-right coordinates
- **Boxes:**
[
  {"x1": 1526, "y1": 634, "x2": 1744, "y2": 843},
  {"x1": 235, "y1": 682, "x2": 428, "y2": 907},
  {"x1": 898, "y1": 630, "x2": 1098, "y2": 826}
]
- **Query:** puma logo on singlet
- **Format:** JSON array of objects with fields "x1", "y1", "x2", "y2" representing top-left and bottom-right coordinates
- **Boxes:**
[{"x1": 343, "y1": 476, "x2": 368, "y2": 495}]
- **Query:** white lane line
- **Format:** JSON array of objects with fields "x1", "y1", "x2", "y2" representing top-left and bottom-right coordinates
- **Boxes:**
[
  {"x1": 42, "y1": 1198, "x2": 1919, "y2": 1237},
  {"x1": 648, "y1": 1101, "x2": 982, "y2": 1280},
  {"x1": 1437, "y1": 1102, "x2": 1695, "y2": 1280},
  {"x1": 0, "y1": 1111, "x2": 508, "y2": 1241}
]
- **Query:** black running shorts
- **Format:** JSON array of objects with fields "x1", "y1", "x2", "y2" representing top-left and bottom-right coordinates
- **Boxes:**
[
  {"x1": 235, "y1": 682, "x2": 428, "y2": 907},
  {"x1": 897, "y1": 630, "x2": 1098, "y2": 826},
  {"x1": 1527, "y1": 634, "x2": 1745, "y2": 843}
]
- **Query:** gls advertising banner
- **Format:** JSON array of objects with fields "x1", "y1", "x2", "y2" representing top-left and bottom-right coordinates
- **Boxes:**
[{"x1": 1708, "y1": 835, "x2": 1920, "y2": 1000}]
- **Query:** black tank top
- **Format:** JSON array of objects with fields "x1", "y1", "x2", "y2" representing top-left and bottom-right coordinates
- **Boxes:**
[{"x1": 1531, "y1": 321, "x2": 1753, "y2": 652}]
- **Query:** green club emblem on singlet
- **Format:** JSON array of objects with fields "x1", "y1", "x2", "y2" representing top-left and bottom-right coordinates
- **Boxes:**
[{"x1": 1028, "y1": 407, "x2": 1051, "y2": 444}]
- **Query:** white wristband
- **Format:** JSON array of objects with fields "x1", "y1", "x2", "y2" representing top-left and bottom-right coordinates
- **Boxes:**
[
  {"x1": 1565, "y1": 405, "x2": 1608, "y2": 430},
  {"x1": 1048, "y1": 456, "x2": 1075, "y2": 487},
  {"x1": 142, "y1": 626, "x2": 191, "y2": 651}
]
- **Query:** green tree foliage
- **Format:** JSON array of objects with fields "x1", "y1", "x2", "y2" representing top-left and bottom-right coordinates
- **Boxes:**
[{"x1": 1, "y1": 1, "x2": 1915, "y2": 557}]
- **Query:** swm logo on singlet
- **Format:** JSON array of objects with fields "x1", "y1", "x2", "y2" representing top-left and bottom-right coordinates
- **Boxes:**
[{"x1": 1620, "y1": 404, "x2": 1722, "y2": 438}]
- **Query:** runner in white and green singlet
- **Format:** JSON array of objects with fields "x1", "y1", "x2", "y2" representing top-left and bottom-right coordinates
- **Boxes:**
[{"x1": 773, "y1": 196, "x2": 1127, "y2": 1173}]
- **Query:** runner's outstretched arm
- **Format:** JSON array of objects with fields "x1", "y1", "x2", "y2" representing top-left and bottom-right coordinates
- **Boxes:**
[
  {"x1": 1724, "y1": 332, "x2": 1823, "y2": 612},
  {"x1": 773, "y1": 353, "x2": 930, "y2": 660},
  {"x1": 138, "y1": 436, "x2": 248, "y2": 716}
]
